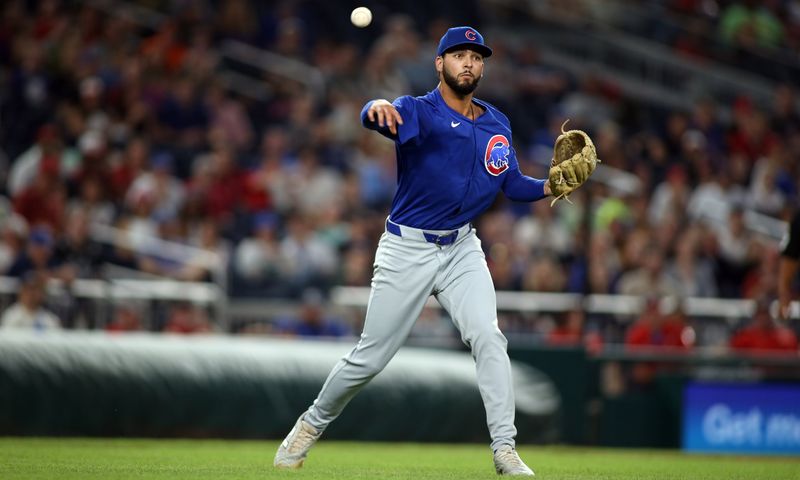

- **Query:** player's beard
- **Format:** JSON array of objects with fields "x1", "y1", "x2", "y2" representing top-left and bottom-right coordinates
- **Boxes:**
[{"x1": 442, "y1": 67, "x2": 480, "y2": 97}]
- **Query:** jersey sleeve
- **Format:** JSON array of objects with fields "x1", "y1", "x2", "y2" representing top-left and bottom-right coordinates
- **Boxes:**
[
  {"x1": 501, "y1": 146, "x2": 547, "y2": 202},
  {"x1": 781, "y1": 212, "x2": 800, "y2": 259},
  {"x1": 360, "y1": 96, "x2": 420, "y2": 145}
]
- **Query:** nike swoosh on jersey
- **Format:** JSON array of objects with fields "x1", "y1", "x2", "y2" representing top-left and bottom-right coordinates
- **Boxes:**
[{"x1": 451, "y1": 121, "x2": 461, "y2": 128}]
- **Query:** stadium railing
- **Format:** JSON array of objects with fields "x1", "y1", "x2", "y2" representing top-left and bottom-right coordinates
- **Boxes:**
[
  {"x1": 329, "y1": 287, "x2": 799, "y2": 322},
  {"x1": 0, "y1": 276, "x2": 226, "y2": 330}
]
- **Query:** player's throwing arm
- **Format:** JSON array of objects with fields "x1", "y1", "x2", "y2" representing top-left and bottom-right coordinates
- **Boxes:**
[{"x1": 366, "y1": 100, "x2": 404, "y2": 135}]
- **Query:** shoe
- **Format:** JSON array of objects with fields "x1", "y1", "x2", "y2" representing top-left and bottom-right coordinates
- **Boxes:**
[
  {"x1": 273, "y1": 414, "x2": 321, "y2": 469},
  {"x1": 493, "y1": 445, "x2": 534, "y2": 476}
]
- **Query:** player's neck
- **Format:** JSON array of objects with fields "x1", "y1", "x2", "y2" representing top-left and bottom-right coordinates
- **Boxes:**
[{"x1": 438, "y1": 83, "x2": 476, "y2": 119}]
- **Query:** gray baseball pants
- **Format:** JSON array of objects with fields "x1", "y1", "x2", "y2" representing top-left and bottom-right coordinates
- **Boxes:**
[{"x1": 303, "y1": 219, "x2": 517, "y2": 451}]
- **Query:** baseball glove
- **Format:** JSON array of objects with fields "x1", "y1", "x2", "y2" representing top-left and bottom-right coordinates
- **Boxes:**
[{"x1": 548, "y1": 120, "x2": 599, "y2": 206}]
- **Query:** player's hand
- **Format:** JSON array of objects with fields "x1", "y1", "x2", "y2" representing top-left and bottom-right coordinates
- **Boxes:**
[{"x1": 367, "y1": 99, "x2": 404, "y2": 135}]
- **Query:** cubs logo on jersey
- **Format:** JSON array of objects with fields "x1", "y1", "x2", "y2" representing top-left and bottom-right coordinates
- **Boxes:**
[{"x1": 484, "y1": 134, "x2": 510, "y2": 176}]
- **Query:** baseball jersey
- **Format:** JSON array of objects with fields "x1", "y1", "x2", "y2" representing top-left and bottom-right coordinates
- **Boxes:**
[{"x1": 361, "y1": 88, "x2": 546, "y2": 230}]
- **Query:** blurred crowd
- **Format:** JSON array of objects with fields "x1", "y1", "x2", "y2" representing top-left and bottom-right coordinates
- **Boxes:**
[
  {"x1": 0, "y1": 1, "x2": 799, "y2": 351},
  {"x1": 663, "y1": 0, "x2": 800, "y2": 66},
  {"x1": 532, "y1": 0, "x2": 800, "y2": 80}
]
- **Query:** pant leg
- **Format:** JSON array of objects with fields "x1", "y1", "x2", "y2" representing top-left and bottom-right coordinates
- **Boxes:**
[
  {"x1": 304, "y1": 233, "x2": 438, "y2": 431},
  {"x1": 434, "y1": 232, "x2": 517, "y2": 451}
]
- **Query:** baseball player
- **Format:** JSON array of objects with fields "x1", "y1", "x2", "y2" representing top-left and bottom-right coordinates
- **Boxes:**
[{"x1": 275, "y1": 26, "x2": 594, "y2": 476}]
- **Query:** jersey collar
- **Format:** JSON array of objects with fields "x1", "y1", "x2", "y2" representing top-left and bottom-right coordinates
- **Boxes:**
[{"x1": 433, "y1": 87, "x2": 488, "y2": 124}]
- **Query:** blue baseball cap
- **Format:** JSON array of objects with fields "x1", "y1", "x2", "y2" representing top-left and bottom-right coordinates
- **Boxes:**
[
  {"x1": 436, "y1": 26, "x2": 492, "y2": 58},
  {"x1": 29, "y1": 227, "x2": 53, "y2": 247},
  {"x1": 253, "y1": 211, "x2": 279, "y2": 230}
]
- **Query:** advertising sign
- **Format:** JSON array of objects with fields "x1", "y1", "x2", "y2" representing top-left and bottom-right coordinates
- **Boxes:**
[{"x1": 683, "y1": 383, "x2": 800, "y2": 455}]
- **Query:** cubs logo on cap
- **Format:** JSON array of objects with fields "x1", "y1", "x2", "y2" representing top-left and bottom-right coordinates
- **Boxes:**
[
  {"x1": 437, "y1": 26, "x2": 493, "y2": 58},
  {"x1": 485, "y1": 135, "x2": 510, "y2": 176}
]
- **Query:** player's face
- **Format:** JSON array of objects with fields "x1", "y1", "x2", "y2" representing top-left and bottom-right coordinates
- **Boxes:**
[{"x1": 439, "y1": 49, "x2": 483, "y2": 97}]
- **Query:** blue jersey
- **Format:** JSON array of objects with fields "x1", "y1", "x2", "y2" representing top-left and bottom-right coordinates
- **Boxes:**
[{"x1": 361, "y1": 88, "x2": 546, "y2": 230}]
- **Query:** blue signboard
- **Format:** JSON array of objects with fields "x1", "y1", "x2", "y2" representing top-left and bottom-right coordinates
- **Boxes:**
[{"x1": 683, "y1": 383, "x2": 800, "y2": 455}]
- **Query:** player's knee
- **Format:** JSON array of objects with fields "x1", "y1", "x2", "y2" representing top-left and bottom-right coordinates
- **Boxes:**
[
  {"x1": 345, "y1": 356, "x2": 388, "y2": 378},
  {"x1": 466, "y1": 322, "x2": 507, "y2": 350},
  {"x1": 362, "y1": 361, "x2": 388, "y2": 378}
]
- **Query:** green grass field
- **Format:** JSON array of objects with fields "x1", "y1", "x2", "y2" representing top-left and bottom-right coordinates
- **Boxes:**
[{"x1": 1, "y1": 438, "x2": 798, "y2": 479}]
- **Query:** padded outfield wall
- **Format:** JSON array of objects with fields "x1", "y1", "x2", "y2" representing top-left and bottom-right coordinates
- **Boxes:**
[{"x1": 0, "y1": 332, "x2": 559, "y2": 443}]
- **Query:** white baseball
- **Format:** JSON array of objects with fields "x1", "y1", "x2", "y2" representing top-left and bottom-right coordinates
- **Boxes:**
[{"x1": 350, "y1": 7, "x2": 372, "y2": 28}]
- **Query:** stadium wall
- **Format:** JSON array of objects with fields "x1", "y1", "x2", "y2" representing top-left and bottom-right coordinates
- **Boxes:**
[{"x1": 0, "y1": 332, "x2": 559, "y2": 443}]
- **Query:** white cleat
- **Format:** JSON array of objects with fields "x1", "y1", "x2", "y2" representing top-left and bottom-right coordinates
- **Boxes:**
[
  {"x1": 493, "y1": 445, "x2": 535, "y2": 476},
  {"x1": 273, "y1": 415, "x2": 321, "y2": 469}
]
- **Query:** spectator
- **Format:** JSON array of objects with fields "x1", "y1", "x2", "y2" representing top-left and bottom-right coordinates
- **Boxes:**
[
  {"x1": 181, "y1": 219, "x2": 229, "y2": 282},
  {"x1": 243, "y1": 127, "x2": 293, "y2": 213},
  {"x1": 274, "y1": 289, "x2": 350, "y2": 338},
  {"x1": 72, "y1": 128, "x2": 110, "y2": 188},
  {"x1": 279, "y1": 214, "x2": 338, "y2": 293},
  {"x1": 409, "y1": 306, "x2": 456, "y2": 341},
  {"x1": 730, "y1": 300, "x2": 798, "y2": 352},
  {"x1": 0, "y1": 272, "x2": 61, "y2": 331},
  {"x1": 125, "y1": 152, "x2": 186, "y2": 222},
  {"x1": 156, "y1": 77, "x2": 208, "y2": 148},
  {"x1": 351, "y1": 134, "x2": 396, "y2": 210},
  {"x1": 572, "y1": 231, "x2": 619, "y2": 294},
  {"x1": 719, "y1": 0, "x2": 784, "y2": 49},
  {"x1": 664, "y1": 229, "x2": 718, "y2": 297},
  {"x1": 7, "y1": 124, "x2": 79, "y2": 196},
  {"x1": 513, "y1": 200, "x2": 574, "y2": 258},
  {"x1": 625, "y1": 297, "x2": 695, "y2": 385},
  {"x1": 741, "y1": 245, "x2": 779, "y2": 299},
  {"x1": 0, "y1": 210, "x2": 28, "y2": 275},
  {"x1": 521, "y1": 254, "x2": 567, "y2": 292},
  {"x1": 163, "y1": 302, "x2": 214, "y2": 334},
  {"x1": 4, "y1": 39, "x2": 54, "y2": 160},
  {"x1": 649, "y1": 165, "x2": 690, "y2": 226},
  {"x1": 715, "y1": 206, "x2": 760, "y2": 296},
  {"x1": 105, "y1": 305, "x2": 143, "y2": 332},
  {"x1": 687, "y1": 161, "x2": 731, "y2": 222},
  {"x1": 626, "y1": 297, "x2": 694, "y2": 349},
  {"x1": 6, "y1": 227, "x2": 62, "y2": 278},
  {"x1": 52, "y1": 207, "x2": 105, "y2": 279},
  {"x1": 205, "y1": 82, "x2": 253, "y2": 151},
  {"x1": 749, "y1": 143, "x2": 788, "y2": 216},
  {"x1": 12, "y1": 154, "x2": 67, "y2": 232},
  {"x1": 71, "y1": 175, "x2": 115, "y2": 226},
  {"x1": 198, "y1": 147, "x2": 246, "y2": 225},
  {"x1": 617, "y1": 246, "x2": 679, "y2": 297},
  {"x1": 110, "y1": 137, "x2": 150, "y2": 202},
  {"x1": 771, "y1": 84, "x2": 800, "y2": 136},
  {"x1": 727, "y1": 106, "x2": 778, "y2": 164},
  {"x1": 547, "y1": 308, "x2": 603, "y2": 353},
  {"x1": 290, "y1": 148, "x2": 345, "y2": 216},
  {"x1": 488, "y1": 245, "x2": 519, "y2": 291},
  {"x1": 339, "y1": 245, "x2": 374, "y2": 287},
  {"x1": 235, "y1": 212, "x2": 282, "y2": 284},
  {"x1": 361, "y1": 43, "x2": 410, "y2": 102}
]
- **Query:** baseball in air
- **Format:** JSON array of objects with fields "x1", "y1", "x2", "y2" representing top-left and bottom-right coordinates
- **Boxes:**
[{"x1": 351, "y1": 7, "x2": 372, "y2": 28}]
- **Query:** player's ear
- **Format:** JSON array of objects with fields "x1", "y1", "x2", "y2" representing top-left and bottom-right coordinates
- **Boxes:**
[{"x1": 435, "y1": 55, "x2": 443, "y2": 74}]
